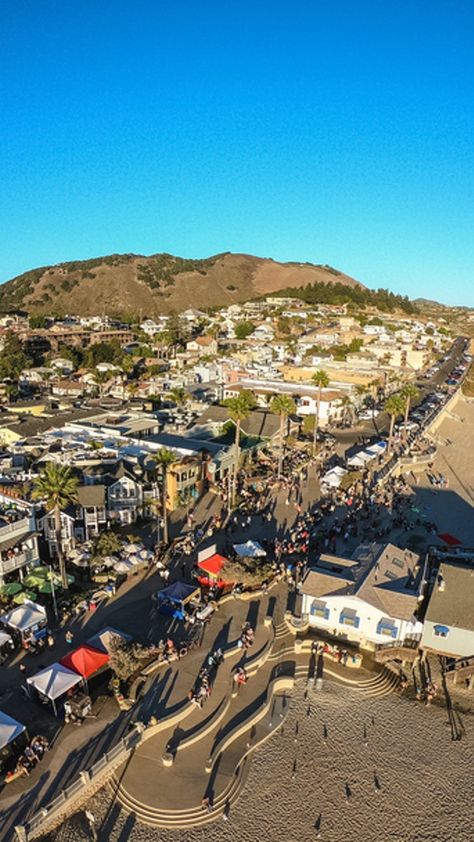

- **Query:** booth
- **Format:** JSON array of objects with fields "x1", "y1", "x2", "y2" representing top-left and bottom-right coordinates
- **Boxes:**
[
  {"x1": 87, "y1": 627, "x2": 132, "y2": 655},
  {"x1": 0, "y1": 711, "x2": 27, "y2": 774},
  {"x1": 155, "y1": 582, "x2": 199, "y2": 620},
  {"x1": 1, "y1": 600, "x2": 47, "y2": 646},
  {"x1": 233, "y1": 540, "x2": 267, "y2": 559},
  {"x1": 320, "y1": 466, "x2": 348, "y2": 492},
  {"x1": 26, "y1": 663, "x2": 83, "y2": 716},
  {"x1": 196, "y1": 544, "x2": 232, "y2": 590},
  {"x1": 0, "y1": 631, "x2": 14, "y2": 664},
  {"x1": 60, "y1": 644, "x2": 110, "y2": 679}
]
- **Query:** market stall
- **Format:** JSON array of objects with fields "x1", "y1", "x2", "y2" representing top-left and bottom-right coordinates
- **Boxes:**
[
  {"x1": 196, "y1": 544, "x2": 232, "y2": 590},
  {"x1": 87, "y1": 627, "x2": 132, "y2": 655},
  {"x1": 0, "y1": 711, "x2": 27, "y2": 775},
  {"x1": 0, "y1": 600, "x2": 47, "y2": 647},
  {"x1": 26, "y1": 663, "x2": 83, "y2": 717},
  {"x1": 233, "y1": 540, "x2": 267, "y2": 558},
  {"x1": 60, "y1": 644, "x2": 110, "y2": 679},
  {"x1": 155, "y1": 582, "x2": 200, "y2": 620}
]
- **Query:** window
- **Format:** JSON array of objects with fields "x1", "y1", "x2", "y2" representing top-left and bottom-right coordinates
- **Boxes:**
[
  {"x1": 392, "y1": 557, "x2": 404, "y2": 569},
  {"x1": 434, "y1": 624, "x2": 449, "y2": 638},
  {"x1": 377, "y1": 619, "x2": 398, "y2": 638},
  {"x1": 384, "y1": 570, "x2": 398, "y2": 580},
  {"x1": 310, "y1": 600, "x2": 330, "y2": 620},
  {"x1": 339, "y1": 611, "x2": 360, "y2": 628}
]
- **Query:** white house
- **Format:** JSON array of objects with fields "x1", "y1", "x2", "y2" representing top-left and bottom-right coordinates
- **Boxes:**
[
  {"x1": 300, "y1": 543, "x2": 423, "y2": 649},
  {"x1": 421, "y1": 557, "x2": 474, "y2": 658}
]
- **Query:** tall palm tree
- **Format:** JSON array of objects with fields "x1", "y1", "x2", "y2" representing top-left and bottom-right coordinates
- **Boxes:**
[
  {"x1": 153, "y1": 448, "x2": 178, "y2": 545},
  {"x1": 33, "y1": 463, "x2": 78, "y2": 589},
  {"x1": 384, "y1": 393, "x2": 405, "y2": 453},
  {"x1": 169, "y1": 386, "x2": 188, "y2": 408},
  {"x1": 93, "y1": 369, "x2": 111, "y2": 397},
  {"x1": 340, "y1": 395, "x2": 355, "y2": 427},
  {"x1": 269, "y1": 394, "x2": 296, "y2": 478},
  {"x1": 400, "y1": 383, "x2": 419, "y2": 436},
  {"x1": 311, "y1": 370, "x2": 330, "y2": 456},
  {"x1": 223, "y1": 390, "x2": 255, "y2": 506}
]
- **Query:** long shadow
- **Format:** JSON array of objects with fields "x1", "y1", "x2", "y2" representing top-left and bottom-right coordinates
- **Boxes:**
[
  {"x1": 245, "y1": 600, "x2": 260, "y2": 629},
  {"x1": 117, "y1": 811, "x2": 136, "y2": 842},
  {"x1": 210, "y1": 660, "x2": 295, "y2": 756}
]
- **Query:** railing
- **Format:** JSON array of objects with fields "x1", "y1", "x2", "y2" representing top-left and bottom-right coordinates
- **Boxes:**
[
  {"x1": 0, "y1": 517, "x2": 34, "y2": 544},
  {"x1": 15, "y1": 724, "x2": 145, "y2": 841},
  {"x1": 0, "y1": 548, "x2": 39, "y2": 575}
]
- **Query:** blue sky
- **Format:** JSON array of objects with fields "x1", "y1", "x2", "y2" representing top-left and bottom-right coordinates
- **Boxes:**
[{"x1": 1, "y1": 1, "x2": 473, "y2": 305}]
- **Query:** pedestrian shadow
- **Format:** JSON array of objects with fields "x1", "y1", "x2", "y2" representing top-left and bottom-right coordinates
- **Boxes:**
[
  {"x1": 245, "y1": 600, "x2": 260, "y2": 629},
  {"x1": 117, "y1": 811, "x2": 136, "y2": 841}
]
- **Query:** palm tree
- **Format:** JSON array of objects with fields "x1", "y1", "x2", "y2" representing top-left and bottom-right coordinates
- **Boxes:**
[
  {"x1": 311, "y1": 370, "x2": 330, "y2": 455},
  {"x1": 33, "y1": 463, "x2": 78, "y2": 589},
  {"x1": 340, "y1": 395, "x2": 355, "y2": 427},
  {"x1": 223, "y1": 390, "x2": 255, "y2": 506},
  {"x1": 400, "y1": 383, "x2": 419, "y2": 436},
  {"x1": 269, "y1": 394, "x2": 296, "y2": 478},
  {"x1": 384, "y1": 393, "x2": 405, "y2": 453},
  {"x1": 153, "y1": 448, "x2": 178, "y2": 545},
  {"x1": 93, "y1": 369, "x2": 111, "y2": 397},
  {"x1": 169, "y1": 386, "x2": 188, "y2": 408}
]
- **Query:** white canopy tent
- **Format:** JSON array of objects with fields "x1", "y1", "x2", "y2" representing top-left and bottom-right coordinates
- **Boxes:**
[
  {"x1": 0, "y1": 630, "x2": 13, "y2": 648},
  {"x1": 321, "y1": 466, "x2": 348, "y2": 490},
  {"x1": 27, "y1": 663, "x2": 82, "y2": 716},
  {"x1": 0, "y1": 710, "x2": 26, "y2": 750},
  {"x1": 114, "y1": 559, "x2": 135, "y2": 574},
  {"x1": 347, "y1": 450, "x2": 374, "y2": 469},
  {"x1": 233, "y1": 540, "x2": 267, "y2": 558},
  {"x1": 1, "y1": 601, "x2": 47, "y2": 635}
]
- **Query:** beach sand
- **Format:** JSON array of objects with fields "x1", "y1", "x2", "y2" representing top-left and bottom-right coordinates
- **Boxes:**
[{"x1": 47, "y1": 680, "x2": 473, "y2": 842}]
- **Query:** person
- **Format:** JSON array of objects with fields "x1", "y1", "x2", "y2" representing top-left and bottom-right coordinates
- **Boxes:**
[
  {"x1": 85, "y1": 809, "x2": 98, "y2": 841},
  {"x1": 65, "y1": 630, "x2": 74, "y2": 645},
  {"x1": 47, "y1": 633, "x2": 55, "y2": 648}
]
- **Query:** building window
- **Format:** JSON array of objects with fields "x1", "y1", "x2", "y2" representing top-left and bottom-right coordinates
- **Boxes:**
[
  {"x1": 433, "y1": 624, "x2": 449, "y2": 638},
  {"x1": 377, "y1": 619, "x2": 398, "y2": 638},
  {"x1": 310, "y1": 600, "x2": 330, "y2": 620},
  {"x1": 339, "y1": 610, "x2": 360, "y2": 628}
]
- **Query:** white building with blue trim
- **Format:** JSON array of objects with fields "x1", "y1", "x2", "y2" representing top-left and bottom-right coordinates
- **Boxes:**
[{"x1": 300, "y1": 543, "x2": 423, "y2": 649}]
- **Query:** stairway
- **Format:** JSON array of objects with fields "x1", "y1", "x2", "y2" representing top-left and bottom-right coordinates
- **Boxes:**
[{"x1": 294, "y1": 664, "x2": 400, "y2": 698}]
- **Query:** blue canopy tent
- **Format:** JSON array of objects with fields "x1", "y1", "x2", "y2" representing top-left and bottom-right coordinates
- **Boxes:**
[{"x1": 155, "y1": 582, "x2": 200, "y2": 620}]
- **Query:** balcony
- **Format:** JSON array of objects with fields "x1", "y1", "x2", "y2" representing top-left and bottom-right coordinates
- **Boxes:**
[
  {"x1": 0, "y1": 516, "x2": 35, "y2": 546},
  {"x1": 0, "y1": 547, "x2": 39, "y2": 576}
]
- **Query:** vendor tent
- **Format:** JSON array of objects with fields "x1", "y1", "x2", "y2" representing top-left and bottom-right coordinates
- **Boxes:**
[
  {"x1": 27, "y1": 663, "x2": 82, "y2": 715},
  {"x1": 156, "y1": 581, "x2": 199, "y2": 620},
  {"x1": 321, "y1": 466, "x2": 348, "y2": 489},
  {"x1": 233, "y1": 540, "x2": 267, "y2": 558},
  {"x1": 87, "y1": 627, "x2": 132, "y2": 655},
  {"x1": 113, "y1": 559, "x2": 135, "y2": 574},
  {"x1": 0, "y1": 711, "x2": 25, "y2": 750},
  {"x1": 60, "y1": 644, "x2": 109, "y2": 678},
  {"x1": 0, "y1": 631, "x2": 13, "y2": 648},
  {"x1": 1, "y1": 600, "x2": 46, "y2": 634},
  {"x1": 198, "y1": 552, "x2": 228, "y2": 576}
]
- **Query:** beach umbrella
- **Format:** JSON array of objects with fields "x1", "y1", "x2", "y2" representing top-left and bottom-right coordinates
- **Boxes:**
[
  {"x1": 13, "y1": 590, "x2": 37, "y2": 604},
  {"x1": 0, "y1": 582, "x2": 23, "y2": 596},
  {"x1": 38, "y1": 581, "x2": 55, "y2": 595},
  {"x1": 128, "y1": 554, "x2": 141, "y2": 566},
  {"x1": 31, "y1": 566, "x2": 49, "y2": 575},
  {"x1": 70, "y1": 555, "x2": 90, "y2": 568},
  {"x1": 124, "y1": 543, "x2": 140, "y2": 554},
  {"x1": 100, "y1": 556, "x2": 117, "y2": 569},
  {"x1": 114, "y1": 560, "x2": 134, "y2": 574},
  {"x1": 138, "y1": 549, "x2": 152, "y2": 560},
  {"x1": 22, "y1": 575, "x2": 45, "y2": 589}
]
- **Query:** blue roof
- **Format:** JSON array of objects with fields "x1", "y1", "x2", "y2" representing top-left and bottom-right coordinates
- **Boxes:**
[{"x1": 156, "y1": 581, "x2": 199, "y2": 604}]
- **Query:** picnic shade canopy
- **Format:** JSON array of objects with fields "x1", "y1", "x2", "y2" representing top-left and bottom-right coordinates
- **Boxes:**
[
  {"x1": 233, "y1": 540, "x2": 267, "y2": 558},
  {"x1": 113, "y1": 559, "x2": 135, "y2": 574},
  {"x1": 27, "y1": 663, "x2": 82, "y2": 703},
  {"x1": 156, "y1": 581, "x2": 199, "y2": 605},
  {"x1": 198, "y1": 552, "x2": 228, "y2": 577},
  {"x1": 347, "y1": 450, "x2": 375, "y2": 468},
  {"x1": 0, "y1": 582, "x2": 23, "y2": 597},
  {"x1": 60, "y1": 644, "x2": 110, "y2": 679},
  {"x1": 1, "y1": 600, "x2": 46, "y2": 633},
  {"x1": 321, "y1": 466, "x2": 348, "y2": 489},
  {"x1": 87, "y1": 627, "x2": 132, "y2": 655},
  {"x1": 0, "y1": 710, "x2": 26, "y2": 750}
]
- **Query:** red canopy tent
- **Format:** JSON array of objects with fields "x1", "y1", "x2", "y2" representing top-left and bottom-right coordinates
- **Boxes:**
[
  {"x1": 197, "y1": 552, "x2": 234, "y2": 589},
  {"x1": 60, "y1": 644, "x2": 110, "y2": 679},
  {"x1": 438, "y1": 533, "x2": 462, "y2": 546}
]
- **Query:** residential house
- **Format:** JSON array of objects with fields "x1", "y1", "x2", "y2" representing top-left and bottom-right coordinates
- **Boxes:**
[
  {"x1": 300, "y1": 542, "x2": 424, "y2": 649},
  {"x1": 186, "y1": 336, "x2": 218, "y2": 356},
  {"x1": 0, "y1": 514, "x2": 40, "y2": 585}
]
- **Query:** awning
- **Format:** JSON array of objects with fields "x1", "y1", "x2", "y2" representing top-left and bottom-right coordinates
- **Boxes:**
[
  {"x1": 156, "y1": 582, "x2": 199, "y2": 605},
  {"x1": 438, "y1": 533, "x2": 462, "y2": 546},
  {"x1": 60, "y1": 644, "x2": 109, "y2": 678},
  {"x1": 0, "y1": 710, "x2": 25, "y2": 749},
  {"x1": 233, "y1": 540, "x2": 266, "y2": 558},
  {"x1": 198, "y1": 552, "x2": 227, "y2": 576},
  {"x1": 87, "y1": 627, "x2": 132, "y2": 655},
  {"x1": 1, "y1": 600, "x2": 47, "y2": 633},
  {"x1": 27, "y1": 663, "x2": 82, "y2": 700}
]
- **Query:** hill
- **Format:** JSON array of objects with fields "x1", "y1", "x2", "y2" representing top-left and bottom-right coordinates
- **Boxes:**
[{"x1": 0, "y1": 252, "x2": 364, "y2": 316}]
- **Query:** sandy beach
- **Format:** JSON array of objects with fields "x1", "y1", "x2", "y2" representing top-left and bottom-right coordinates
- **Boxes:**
[{"x1": 47, "y1": 680, "x2": 473, "y2": 842}]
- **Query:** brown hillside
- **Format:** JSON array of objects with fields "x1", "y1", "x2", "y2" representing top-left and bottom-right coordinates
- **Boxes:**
[{"x1": 0, "y1": 252, "x2": 364, "y2": 316}]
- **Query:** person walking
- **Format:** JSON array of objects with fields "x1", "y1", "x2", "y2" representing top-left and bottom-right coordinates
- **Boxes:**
[{"x1": 85, "y1": 809, "x2": 98, "y2": 841}]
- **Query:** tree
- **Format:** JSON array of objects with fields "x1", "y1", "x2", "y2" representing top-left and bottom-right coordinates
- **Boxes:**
[
  {"x1": 152, "y1": 449, "x2": 178, "y2": 545},
  {"x1": 400, "y1": 383, "x2": 419, "y2": 436},
  {"x1": 169, "y1": 386, "x2": 188, "y2": 408},
  {"x1": 93, "y1": 369, "x2": 112, "y2": 397},
  {"x1": 108, "y1": 638, "x2": 153, "y2": 681},
  {"x1": 29, "y1": 315, "x2": 47, "y2": 329},
  {"x1": 311, "y1": 370, "x2": 330, "y2": 456},
  {"x1": 33, "y1": 463, "x2": 78, "y2": 589},
  {"x1": 340, "y1": 395, "x2": 355, "y2": 427},
  {"x1": 219, "y1": 556, "x2": 274, "y2": 590},
  {"x1": 234, "y1": 321, "x2": 255, "y2": 340},
  {"x1": 269, "y1": 394, "x2": 296, "y2": 478},
  {"x1": 223, "y1": 390, "x2": 256, "y2": 505},
  {"x1": 384, "y1": 393, "x2": 405, "y2": 453},
  {"x1": 0, "y1": 332, "x2": 30, "y2": 381}
]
